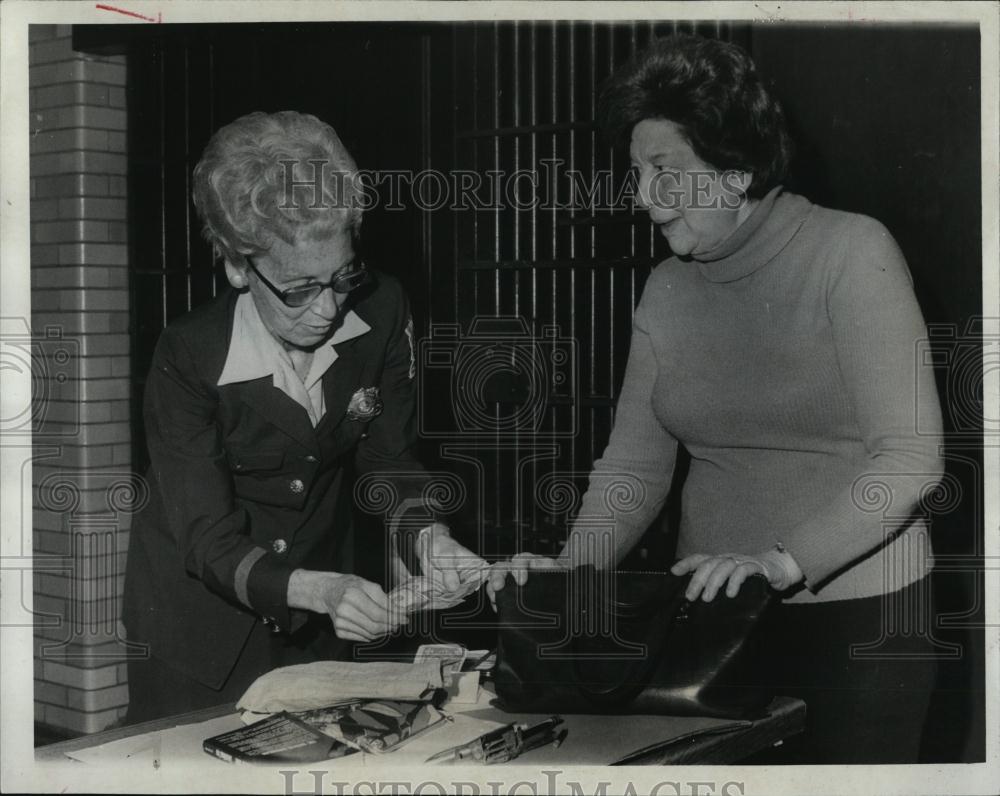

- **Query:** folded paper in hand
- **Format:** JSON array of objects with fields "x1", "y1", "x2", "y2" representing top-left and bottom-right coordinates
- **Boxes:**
[
  {"x1": 388, "y1": 563, "x2": 489, "y2": 614},
  {"x1": 236, "y1": 661, "x2": 444, "y2": 714}
]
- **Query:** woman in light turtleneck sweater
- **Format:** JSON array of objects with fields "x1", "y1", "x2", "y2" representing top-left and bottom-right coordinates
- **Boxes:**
[{"x1": 489, "y1": 34, "x2": 945, "y2": 763}]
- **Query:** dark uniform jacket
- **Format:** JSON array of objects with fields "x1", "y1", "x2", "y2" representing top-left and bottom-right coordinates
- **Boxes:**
[{"x1": 122, "y1": 273, "x2": 429, "y2": 689}]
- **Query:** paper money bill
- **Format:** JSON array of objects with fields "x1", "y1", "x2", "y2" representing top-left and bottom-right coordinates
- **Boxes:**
[{"x1": 388, "y1": 561, "x2": 490, "y2": 615}]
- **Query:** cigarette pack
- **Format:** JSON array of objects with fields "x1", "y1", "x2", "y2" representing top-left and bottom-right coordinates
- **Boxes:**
[{"x1": 203, "y1": 712, "x2": 353, "y2": 764}]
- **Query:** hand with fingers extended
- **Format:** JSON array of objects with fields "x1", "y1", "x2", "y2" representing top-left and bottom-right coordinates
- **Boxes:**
[
  {"x1": 485, "y1": 552, "x2": 569, "y2": 611},
  {"x1": 670, "y1": 547, "x2": 803, "y2": 602},
  {"x1": 417, "y1": 523, "x2": 489, "y2": 591},
  {"x1": 287, "y1": 569, "x2": 401, "y2": 642}
]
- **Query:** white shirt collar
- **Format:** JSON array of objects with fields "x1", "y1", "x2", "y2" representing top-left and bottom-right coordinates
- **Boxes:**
[{"x1": 218, "y1": 292, "x2": 371, "y2": 390}]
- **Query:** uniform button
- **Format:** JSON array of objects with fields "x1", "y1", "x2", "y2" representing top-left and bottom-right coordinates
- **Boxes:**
[
  {"x1": 360, "y1": 432, "x2": 369, "y2": 440},
  {"x1": 272, "y1": 538, "x2": 288, "y2": 554},
  {"x1": 304, "y1": 455, "x2": 318, "y2": 463},
  {"x1": 289, "y1": 478, "x2": 304, "y2": 494}
]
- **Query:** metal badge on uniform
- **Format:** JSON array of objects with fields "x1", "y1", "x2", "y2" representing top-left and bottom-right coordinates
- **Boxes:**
[
  {"x1": 347, "y1": 387, "x2": 383, "y2": 421},
  {"x1": 404, "y1": 316, "x2": 416, "y2": 380}
]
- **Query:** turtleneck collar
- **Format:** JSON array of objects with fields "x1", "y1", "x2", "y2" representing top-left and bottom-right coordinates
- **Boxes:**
[{"x1": 691, "y1": 185, "x2": 813, "y2": 283}]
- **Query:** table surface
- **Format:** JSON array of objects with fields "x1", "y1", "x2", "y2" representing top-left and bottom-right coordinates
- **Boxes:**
[{"x1": 36, "y1": 693, "x2": 805, "y2": 766}]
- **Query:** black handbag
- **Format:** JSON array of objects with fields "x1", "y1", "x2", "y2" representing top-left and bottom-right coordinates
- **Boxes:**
[{"x1": 493, "y1": 565, "x2": 774, "y2": 719}]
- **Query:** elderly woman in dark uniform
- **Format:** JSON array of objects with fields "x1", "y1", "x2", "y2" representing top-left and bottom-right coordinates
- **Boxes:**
[
  {"x1": 124, "y1": 111, "x2": 483, "y2": 722},
  {"x1": 489, "y1": 35, "x2": 945, "y2": 763}
]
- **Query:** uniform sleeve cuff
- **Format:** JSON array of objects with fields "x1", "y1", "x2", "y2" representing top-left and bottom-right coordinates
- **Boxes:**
[{"x1": 240, "y1": 547, "x2": 296, "y2": 631}]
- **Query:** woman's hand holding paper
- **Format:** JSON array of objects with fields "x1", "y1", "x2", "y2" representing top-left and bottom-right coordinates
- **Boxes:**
[{"x1": 288, "y1": 570, "x2": 400, "y2": 642}]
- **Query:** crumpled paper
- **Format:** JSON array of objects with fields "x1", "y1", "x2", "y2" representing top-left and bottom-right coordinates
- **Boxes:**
[{"x1": 235, "y1": 660, "x2": 444, "y2": 714}]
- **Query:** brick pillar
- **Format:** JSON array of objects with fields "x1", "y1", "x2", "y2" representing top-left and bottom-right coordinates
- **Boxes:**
[{"x1": 29, "y1": 24, "x2": 142, "y2": 736}]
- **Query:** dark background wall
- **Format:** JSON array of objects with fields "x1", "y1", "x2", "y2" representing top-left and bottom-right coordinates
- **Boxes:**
[{"x1": 753, "y1": 23, "x2": 981, "y2": 330}]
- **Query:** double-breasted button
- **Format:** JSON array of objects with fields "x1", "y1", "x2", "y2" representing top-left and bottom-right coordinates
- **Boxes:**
[
  {"x1": 272, "y1": 538, "x2": 288, "y2": 554},
  {"x1": 360, "y1": 432, "x2": 369, "y2": 440},
  {"x1": 289, "y1": 478, "x2": 304, "y2": 494},
  {"x1": 304, "y1": 455, "x2": 318, "y2": 463}
]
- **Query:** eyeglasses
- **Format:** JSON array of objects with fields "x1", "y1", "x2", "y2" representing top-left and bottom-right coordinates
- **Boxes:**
[{"x1": 245, "y1": 255, "x2": 372, "y2": 308}]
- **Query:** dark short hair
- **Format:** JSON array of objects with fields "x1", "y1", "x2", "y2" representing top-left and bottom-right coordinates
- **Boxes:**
[{"x1": 597, "y1": 34, "x2": 792, "y2": 198}]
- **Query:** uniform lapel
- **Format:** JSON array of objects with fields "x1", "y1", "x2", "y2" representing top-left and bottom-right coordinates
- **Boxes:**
[
  {"x1": 321, "y1": 338, "x2": 365, "y2": 431},
  {"x1": 218, "y1": 291, "x2": 319, "y2": 453},
  {"x1": 238, "y1": 377, "x2": 320, "y2": 453},
  {"x1": 319, "y1": 295, "x2": 376, "y2": 432}
]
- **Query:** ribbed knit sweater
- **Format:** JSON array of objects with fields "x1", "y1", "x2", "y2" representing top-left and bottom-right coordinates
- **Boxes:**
[{"x1": 563, "y1": 186, "x2": 945, "y2": 603}]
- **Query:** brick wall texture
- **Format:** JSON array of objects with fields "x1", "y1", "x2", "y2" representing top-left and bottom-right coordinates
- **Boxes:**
[{"x1": 29, "y1": 24, "x2": 137, "y2": 736}]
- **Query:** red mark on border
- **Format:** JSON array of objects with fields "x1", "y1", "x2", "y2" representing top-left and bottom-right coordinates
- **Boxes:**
[{"x1": 96, "y1": 4, "x2": 161, "y2": 23}]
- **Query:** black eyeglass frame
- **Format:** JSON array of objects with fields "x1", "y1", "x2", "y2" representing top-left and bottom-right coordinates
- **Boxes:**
[{"x1": 244, "y1": 255, "x2": 372, "y2": 308}]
